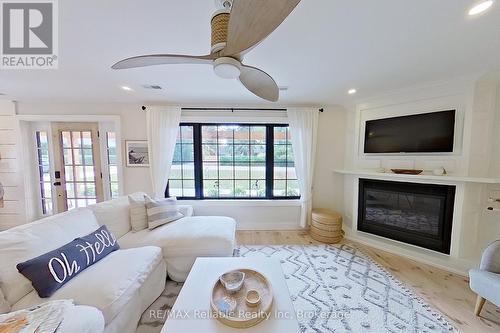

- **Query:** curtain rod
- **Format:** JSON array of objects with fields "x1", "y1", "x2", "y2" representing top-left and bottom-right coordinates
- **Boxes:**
[{"x1": 141, "y1": 106, "x2": 324, "y2": 112}]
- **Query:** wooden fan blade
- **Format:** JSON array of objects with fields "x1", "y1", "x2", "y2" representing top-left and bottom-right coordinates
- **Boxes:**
[
  {"x1": 222, "y1": 0, "x2": 301, "y2": 57},
  {"x1": 111, "y1": 54, "x2": 214, "y2": 69},
  {"x1": 239, "y1": 65, "x2": 279, "y2": 102}
]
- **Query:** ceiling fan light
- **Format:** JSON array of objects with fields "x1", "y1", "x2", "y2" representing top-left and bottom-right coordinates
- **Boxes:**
[
  {"x1": 468, "y1": 1, "x2": 494, "y2": 15},
  {"x1": 213, "y1": 57, "x2": 241, "y2": 79}
]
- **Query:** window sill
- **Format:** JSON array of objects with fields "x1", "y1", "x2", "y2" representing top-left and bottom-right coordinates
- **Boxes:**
[{"x1": 179, "y1": 199, "x2": 302, "y2": 207}]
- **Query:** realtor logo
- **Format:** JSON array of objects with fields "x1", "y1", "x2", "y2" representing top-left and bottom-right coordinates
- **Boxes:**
[{"x1": 1, "y1": 0, "x2": 58, "y2": 69}]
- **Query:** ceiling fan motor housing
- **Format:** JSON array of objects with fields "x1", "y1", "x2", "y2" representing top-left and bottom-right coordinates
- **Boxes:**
[{"x1": 211, "y1": 9, "x2": 230, "y2": 53}]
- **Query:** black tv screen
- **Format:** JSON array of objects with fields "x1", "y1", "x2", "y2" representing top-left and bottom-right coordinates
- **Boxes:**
[{"x1": 364, "y1": 110, "x2": 455, "y2": 153}]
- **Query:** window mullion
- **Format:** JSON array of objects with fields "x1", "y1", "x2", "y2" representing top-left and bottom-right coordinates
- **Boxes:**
[
  {"x1": 266, "y1": 125, "x2": 274, "y2": 199},
  {"x1": 193, "y1": 124, "x2": 203, "y2": 199}
]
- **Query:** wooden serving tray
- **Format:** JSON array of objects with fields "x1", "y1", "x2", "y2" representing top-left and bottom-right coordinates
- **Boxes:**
[
  {"x1": 211, "y1": 269, "x2": 273, "y2": 328},
  {"x1": 391, "y1": 169, "x2": 423, "y2": 175}
]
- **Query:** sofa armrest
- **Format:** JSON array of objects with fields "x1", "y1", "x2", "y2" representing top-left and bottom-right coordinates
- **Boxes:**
[
  {"x1": 178, "y1": 205, "x2": 194, "y2": 217},
  {"x1": 480, "y1": 240, "x2": 500, "y2": 273}
]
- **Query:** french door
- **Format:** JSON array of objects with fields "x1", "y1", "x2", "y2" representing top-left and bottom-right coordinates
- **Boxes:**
[{"x1": 51, "y1": 122, "x2": 104, "y2": 213}]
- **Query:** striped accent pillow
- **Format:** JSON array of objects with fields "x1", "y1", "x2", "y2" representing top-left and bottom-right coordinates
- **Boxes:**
[{"x1": 144, "y1": 195, "x2": 184, "y2": 230}]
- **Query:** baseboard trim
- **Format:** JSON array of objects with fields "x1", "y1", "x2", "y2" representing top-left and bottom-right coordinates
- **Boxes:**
[{"x1": 237, "y1": 222, "x2": 301, "y2": 231}]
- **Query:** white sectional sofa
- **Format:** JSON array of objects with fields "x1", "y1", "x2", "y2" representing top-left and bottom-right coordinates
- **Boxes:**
[
  {"x1": 91, "y1": 193, "x2": 237, "y2": 282},
  {"x1": 0, "y1": 193, "x2": 237, "y2": 333}
]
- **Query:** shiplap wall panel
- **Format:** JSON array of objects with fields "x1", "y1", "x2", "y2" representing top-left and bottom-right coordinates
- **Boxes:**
[
  {"x1": 0, "y1": 172, "x2": 21, "y2": 186},
  {"x1": 2, "y1": 186, "x2": 22, "y2": 200},
  {"x1": 0, "y1": 101, "x2": 25, "y2": 229},
  {"x1": 0, "y1": 116, "x2": 16, "y2": 129},
  {"x1": 0, "y1": 130, "x2": 16, "y2": 144},
  {"x1": 0, "y1": 145, "x2": 17, "y2": 158},
  {"x1": 0, "y1": 158, "x2": 17, "y2": 172},
  {"x1": 0, "y1": 215, "x2": 24, "y2": 231},
  {"x1": 0, "y1": 201, "x2": 21, "y2": 214}
]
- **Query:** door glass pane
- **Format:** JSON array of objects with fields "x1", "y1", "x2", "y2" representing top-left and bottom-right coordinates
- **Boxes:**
[
  {"x1": 36, "y1": 131, "x2": 53, "y2": 215},
  {"x1": 74, "y1": 166, "x2": 85, "y2": 181},
  {"x1": 106, "y1": 131, "x2": 119, "y2": 198},
  {"x1": 61, "y1": 131, "x2": 71, "y2": 148},
  {"x1": 85, "y1": 166, "x2": 95, "y2": 181},
  {"x1": 83, "y1": 149, "x2": 93, "y2": 165},
  {"x1": 61, "y1": 130, "x2": 99, "y2": 210},
  {"x1": 65, "y1": 183, "x2": 75, "y2": 197},
  {"x1": 109, "y1": 165, "x2": 117, "y2": 182},
  {"x1": 76, "y1": 183, "x2": 86, "y2": 197},
  {"x1": 71, "y1": 132, "x2": 82, "y2": 147},
  {"x1": 64, "y1": 166, "x2": 74, "y2": 181},
  {"x1": 82, "y1": 132, "x2": 92, "y2": 148},
  {"x1": 73, "y1": 149, "x2": 83, "y2": 165},
  {"x1": 63, "y1": 149, "x2": 73, "y2": 165}
]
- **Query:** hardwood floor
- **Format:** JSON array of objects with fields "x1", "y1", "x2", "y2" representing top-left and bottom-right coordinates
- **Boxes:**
[{"x1": 237, "y1": 230, "x2": 500, "y2": 333}]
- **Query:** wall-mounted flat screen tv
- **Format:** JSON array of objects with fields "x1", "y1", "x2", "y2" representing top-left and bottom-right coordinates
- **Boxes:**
[{"x1": 364, "y1": 110, "x2": 456, "y2": 153}]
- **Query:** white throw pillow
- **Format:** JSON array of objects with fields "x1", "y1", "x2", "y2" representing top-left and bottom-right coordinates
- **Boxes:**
[
  {"x1": 144, "y1": 195, "x2": 184, "y2": 230},
  {"x1": 128, "y1": 195, "x2": 148, "y2": 232},
  {"x1": 88, "y1": 197, "x2": 131, "y2": 238}
]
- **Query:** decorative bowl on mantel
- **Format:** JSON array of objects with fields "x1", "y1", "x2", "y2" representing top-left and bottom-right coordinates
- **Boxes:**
[{"x1": 391, "y1": 169, "x2": 423, "y2": 175}]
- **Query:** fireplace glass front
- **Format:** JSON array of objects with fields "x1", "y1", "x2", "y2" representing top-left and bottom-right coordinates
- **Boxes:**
[{"x1": 358, "y1": 179, "x2": 455, "y2": 254}]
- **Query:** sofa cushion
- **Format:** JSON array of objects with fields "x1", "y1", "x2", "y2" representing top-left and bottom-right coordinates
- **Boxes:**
[
  {"x1": 119, "y1": 216, "x2": 236, "y2": 281},
  {"x1": 12, "y1": 246, "x2": 164, "y2": 325},
  {"x1": 17, "y1": 225, "x2": 119, "y2": 298},
  {"x1": 0, "y1": 289, "x2": 9, "y2": 314},
  {"x1": 58, "y1": 305, "x2": 105, "y2": 333},
  {"x1": 0, "y1": 208, "x2": 100, "y2": 305},
  {"x1": 88, "y1": 196, "x2": 131, "y2": 238},
  {"x1": 145, "y1": 196, "x2": 183, "y2": 230}
]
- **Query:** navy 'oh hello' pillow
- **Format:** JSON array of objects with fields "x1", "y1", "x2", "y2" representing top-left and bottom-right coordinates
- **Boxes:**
[{"x1": 17, "y1": 225, "x2": 120, "y2": 298}]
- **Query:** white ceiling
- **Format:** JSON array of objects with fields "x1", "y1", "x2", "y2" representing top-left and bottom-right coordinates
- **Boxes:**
[{"x1": 1, "y1": 0, "x2": 500, "y2": 106}]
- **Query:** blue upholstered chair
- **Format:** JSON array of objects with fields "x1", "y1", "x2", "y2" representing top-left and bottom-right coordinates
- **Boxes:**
[{"x1": 469, "y1": 240, "x2": 500, "y2": 316}]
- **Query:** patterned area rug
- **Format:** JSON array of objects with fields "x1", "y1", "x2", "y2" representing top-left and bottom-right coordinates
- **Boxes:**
[{"x1": 137, "y1": 244, "x2": 457, "y2": 333}]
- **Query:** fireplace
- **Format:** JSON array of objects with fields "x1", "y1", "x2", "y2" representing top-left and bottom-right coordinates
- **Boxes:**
[{"x1": 358, "y1": 179, "x2": 455, "y2": 254}]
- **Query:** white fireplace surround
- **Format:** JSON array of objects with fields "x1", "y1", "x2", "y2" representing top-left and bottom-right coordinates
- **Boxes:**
[{"x1": 336, "y1": 76, "x2": 500, "y2": 275}]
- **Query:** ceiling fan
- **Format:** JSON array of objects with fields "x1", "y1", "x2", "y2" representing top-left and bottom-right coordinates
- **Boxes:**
[{"x1": 111, "y1": 0, "x2": 301, "y2": 102}]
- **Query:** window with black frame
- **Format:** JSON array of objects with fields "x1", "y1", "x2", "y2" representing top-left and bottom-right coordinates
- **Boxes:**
[
  {"x1": 166, "y1": 123, "x2": 300, "y2": 200},
  {"x1": 169, "y1": 126, "x2": 195, "y2": 198}
]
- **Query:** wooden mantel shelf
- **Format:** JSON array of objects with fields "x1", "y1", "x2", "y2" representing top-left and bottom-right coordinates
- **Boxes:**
[{"x1": 333, "y1": 169, "x2": 500, "y2": 184}]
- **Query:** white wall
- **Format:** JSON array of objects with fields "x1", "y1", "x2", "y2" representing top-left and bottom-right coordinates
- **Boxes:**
[
  {"x1": 489, "y1": 84, "x2": 500, "y2": 178},
  {"x1": 478, "y1": 83, "x2": 500, "y2": 249},
  {"x1": 312, "y1": 106, "x2": 346, "y2": 213},
  {"x1": 14, "y1": 102, "x2": 348, "y2": 230}
]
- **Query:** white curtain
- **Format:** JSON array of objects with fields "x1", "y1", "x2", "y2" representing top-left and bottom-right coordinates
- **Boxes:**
[
  {"x1": 146, "y1": 106, "x2": 182, "y2": 198},
  {"x1": 287, "y1": 107, "x2": 319, "y2": 228}
]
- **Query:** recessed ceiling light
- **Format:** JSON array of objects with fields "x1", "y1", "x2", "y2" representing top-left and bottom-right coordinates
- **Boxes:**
[
  {"x1": 121, "y1": 86, "x2": 133, "y2": 91},
  {"x1": 348, "y1": 89, "x2": 357, "y2": 95},
  {"x1": 468, "y1": 1, "x2": 494, "y2": 16}
]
